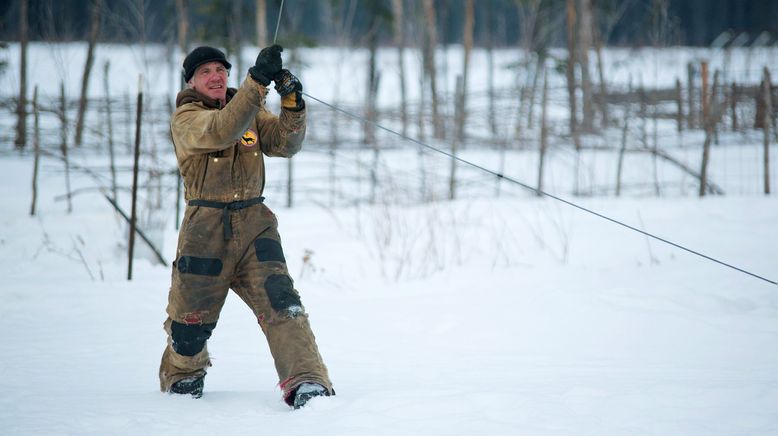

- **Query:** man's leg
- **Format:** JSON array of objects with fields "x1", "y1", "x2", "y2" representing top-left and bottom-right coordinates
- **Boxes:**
[
  {"x1": 232, "y1": 223, "x2": 333, "y2": 405},
  {"x1": 160, "y1": 254, "x2": 231, "y2": 395}
]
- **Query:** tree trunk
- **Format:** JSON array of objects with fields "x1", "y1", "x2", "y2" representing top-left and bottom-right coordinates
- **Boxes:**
[
  {"x1": 176, "y1": 0, "x2": 189, "y2": 54},
  {"x1": 538, "y1": 70, "x2": 549, "y2": 196},
  {"x1": 594, "y1": 25, "x2": 609, "y2": 128},
  {"x1": 15, "y1": 0, "x2": 28, "y2": 150},
  {"x1": 422, "y1": 0, "x2": 443, "y2": 139},
  {"x1": 256, "y1": 0, "x2": 267, "y2": 48},
  {"x1": 457, "y1": 0, "x2": 474, "y2": 143},
  {"x1": 578, "y1": 0, "x2": 595, "y2": 132},
  {"x1": 392, "y1": 0, "x2": 408, "y2": 137},
  {"x1": 565, "y1": 0, "x2": 579, "y2": 148},
  {"x1": 75, "y1": 0, "x2": 102, "y2": 148},
  {"x1": 230, "y1": 0, "x2": 243, "y2": 88}
]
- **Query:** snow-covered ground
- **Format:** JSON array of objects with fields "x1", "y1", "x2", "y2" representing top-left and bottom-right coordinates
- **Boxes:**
[
  {"x1": 2, "y1": 150, "x2": 777, "y2": 435},
  {"x1": 2, "y1": 43, "x2": 778, "y2": 435}
]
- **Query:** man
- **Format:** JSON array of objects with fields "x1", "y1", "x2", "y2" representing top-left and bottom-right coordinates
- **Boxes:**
[{"x1": 159, "y1": 45, "x2": 333, "y2": 409}]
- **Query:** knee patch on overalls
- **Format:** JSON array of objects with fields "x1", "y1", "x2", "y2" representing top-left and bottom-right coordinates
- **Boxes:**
[
  {"x1": 171, "y1": 321, "x2": 216, "y2": 356},
  {"x1": 265, "y1": 274, "x2": 302, "y2": 313}
]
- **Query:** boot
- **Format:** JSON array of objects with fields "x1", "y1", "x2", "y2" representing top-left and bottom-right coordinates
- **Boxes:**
[
  {"x1": 292, "y1": 382, "x2": 331, "y2": 409},
  {"x1": 169, "y1": 375, "x2": 205, "y2": 399}
]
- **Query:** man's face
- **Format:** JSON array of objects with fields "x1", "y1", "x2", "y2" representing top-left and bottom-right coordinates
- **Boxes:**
[{"x1": 189, "y1": 61, "x2": 229, "y2": 102}]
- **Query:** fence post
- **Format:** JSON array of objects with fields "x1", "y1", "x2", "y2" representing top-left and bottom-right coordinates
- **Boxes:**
[
  {"x1": 103, "y1": 61, "x2": 118, "y2": 203},
  {"x1": 675, "y1": 78, "x2": 683, "y2": 132},
  {"x1": 30, "y1": 86, "x2": 39, "y2": 216},
  {"x1": 687, "y1": 62, "x2": 695, "y2": 129},
  {"x1": 128, "y1": 75, "x2": 143, "y2": 281},
  {"x1": 450, "y1": 75, "x2": 463, "y2": 200},
  {"x1": 731, "y1": 82, "x2": 738, "y2": 131},
  {"x1": 763, "y1": 67, "x2": 773, "y2": 195},
  {"x1": 701, "y1": 61, "x2": 709, "y2": 128},
  {"x1": 537, "y1": 70, "x2": 549, "y2": 196},
  {"x1": 59, "y1": 82, "x2": 73, "y2": 214}
]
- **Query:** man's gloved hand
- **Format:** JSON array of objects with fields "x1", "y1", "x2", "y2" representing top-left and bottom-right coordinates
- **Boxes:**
[
  {"x1": 274, "y1": 69, "x2": 305, "y2": 110},
  {"x1": 249, "y1": 44, "x2": 283, "y2": 86}
]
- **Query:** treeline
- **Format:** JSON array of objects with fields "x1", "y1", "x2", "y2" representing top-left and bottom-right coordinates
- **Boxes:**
[{"x1": 1, "y1": 0, "x2": 777, "y2": 47}]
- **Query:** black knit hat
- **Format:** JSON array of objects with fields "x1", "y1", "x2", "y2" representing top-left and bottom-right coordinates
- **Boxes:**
[{"x1": 182, "y1": 46, "x2": 232, "y2": 82}]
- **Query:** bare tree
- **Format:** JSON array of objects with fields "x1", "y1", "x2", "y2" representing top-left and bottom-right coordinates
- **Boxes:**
[
  {"x1": 176, "y1": 0, "x2": 189, "y2": 55},
  {"x1": 392, "y1": 0, "x2": 408, "y2": 136},
  {"x1": 565, "y1": 0, "x2": 578, "y2": 146},
  {"x1": 537, "y1": 69, "x2": 549, "y2": 196},
  {"x1": 74, "y1": 0, "x2": 103, "y2": 148},
  {"x1": 578, "y1": 0, "x2": 595, "y2": 131},
  {"x1": 457, "y1": 0, "x2": 474, "y2": 143},
  {"x1": 422, "y1": 0, "x2": 444, "y2": 139},
  {"x1": 15, "y1": 0, "x2": 29, "y2": 150},
  {"x1": 256, "y1": 0, "x2": 267, "y2": 47}
]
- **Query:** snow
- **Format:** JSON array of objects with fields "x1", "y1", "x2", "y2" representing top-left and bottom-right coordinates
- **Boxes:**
[{"x1": 2, "y1": 43, "x2": 778, "y2": 435}]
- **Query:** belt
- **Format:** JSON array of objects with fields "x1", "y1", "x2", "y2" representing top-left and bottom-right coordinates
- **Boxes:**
[{"x1": 188, "y1": 196, "x2": 265, "y2": 240}]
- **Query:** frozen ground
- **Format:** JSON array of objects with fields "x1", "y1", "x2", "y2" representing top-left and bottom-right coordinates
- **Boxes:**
[
  {"x1": 1, "y1": 151, "x2": 777, "y2": 435},
  {"x1": 2, "y1": 41, "x2": 778, "y2": 435}
]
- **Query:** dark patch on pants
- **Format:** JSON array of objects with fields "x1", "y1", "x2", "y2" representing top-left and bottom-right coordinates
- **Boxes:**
[
  {"x1": 265, "y1": 274, "x2": 301, "y2": 312},
  {"x1": 254, "y1": 238, "x2": 286, "y2": 263},
  {"x1": 177, "y1": 256, "x2": 223, "y2": 276},
  {"x1": 171, "y1": 321, "x2": 216, "y2": 356}
]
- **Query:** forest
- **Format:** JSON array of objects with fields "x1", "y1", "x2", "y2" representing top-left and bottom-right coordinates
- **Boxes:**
[{"x1": 1, "y1": 0, "x2": 777, "y2": 47}]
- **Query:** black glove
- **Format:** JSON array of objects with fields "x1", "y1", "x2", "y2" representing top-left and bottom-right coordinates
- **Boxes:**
[
  {"x1": 249, "y1": 44, "x2": 283, "y2": 86},
  {"x1": 274, "y1": 69, "x2": 305, "y2": 110}
]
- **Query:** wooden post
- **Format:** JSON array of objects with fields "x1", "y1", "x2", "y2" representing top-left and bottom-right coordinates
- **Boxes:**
[
  {"x1": 616, "y1": 103, "x2": 630, "y2": 196},
  {"x1": 450, "y1": 75, "x2": 464, "y2": 200},
  {"x1": 60, "y1": 83, "x2": 73, "y2": 214},
  {"x1": 763, "y1": 67, "x2": 773, "y2": 195},
  {"x1": 686, "y1": 62, "x2": 695, "y2": 129},
  {"x1": 675, "y1": 78, "x2": 683, "y2": 132},
  {"x1": 30, "y1": 86, "x2": 39, "y2": 216},
  {"x1": 486, "y1": 21, "x2": 497, "y2": 138},
  {"x1": 128, "y1": 76, "x2": 143, "y2": 281},
  {"x1": 103, "y1": 61, "x2": 117, "y2": 202},
  {"x1": 701, "y1": 61, "x2": 709, "y2": 129},
  {"x1": 537, "y1": 70, "x2": 549, "y2": 196},
  {"x1": 699, "y1": 68, "x2": 716, "y2": 197},
  {"x1": 731, "y1": 82, "x2": 738, "y2": 131}
]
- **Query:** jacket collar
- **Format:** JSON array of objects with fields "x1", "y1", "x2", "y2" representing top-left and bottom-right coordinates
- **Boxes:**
[{"x1": 175, "y1": 87, "x2": 238, "y2": 109}]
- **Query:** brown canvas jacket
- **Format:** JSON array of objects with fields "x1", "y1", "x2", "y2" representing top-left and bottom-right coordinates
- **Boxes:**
[{"x1": 171, "y1": 76, "x2": 306, "y2": 202}]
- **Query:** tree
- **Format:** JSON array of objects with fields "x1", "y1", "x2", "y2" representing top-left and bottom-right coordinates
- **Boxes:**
[
  {"x1": 256, "y1": 0, "x2": 267, "y2": 47},
  {"x1": 422, "y1": 0, "x2": 444, "y2": 139},
  {"x1": 74, "y1": 0, "x2": 103, "y2": 148},
  {"x1": 15, "y1": 0, "x2": 28, "y2": 150}
]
